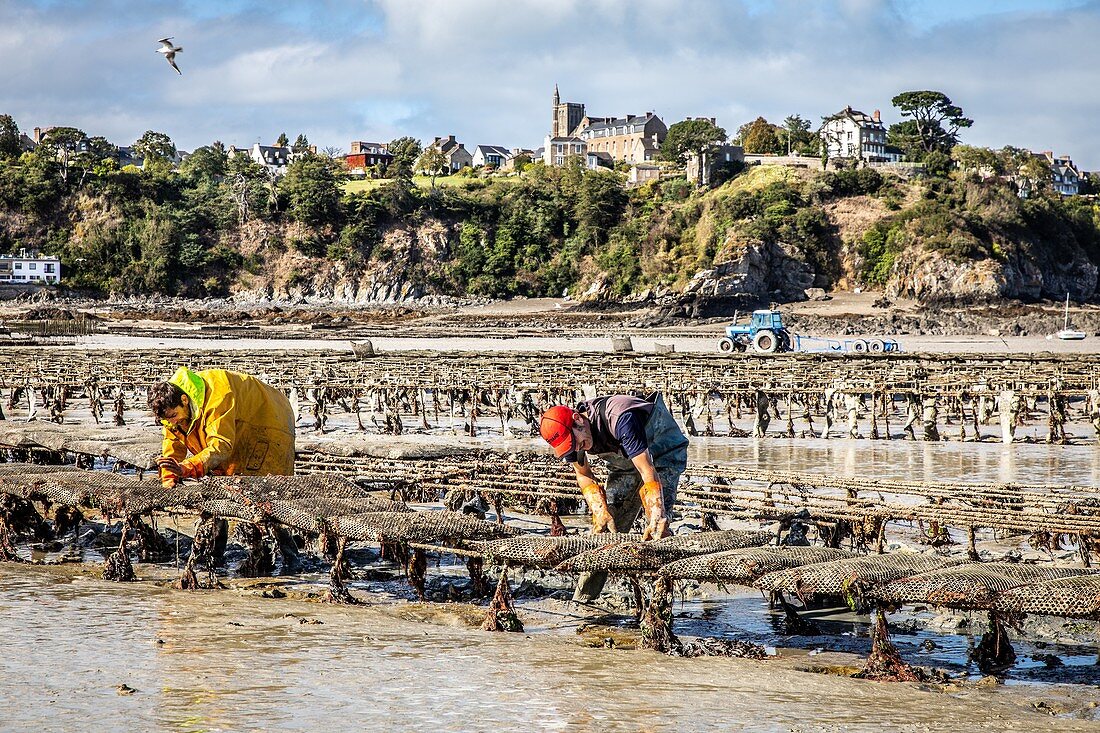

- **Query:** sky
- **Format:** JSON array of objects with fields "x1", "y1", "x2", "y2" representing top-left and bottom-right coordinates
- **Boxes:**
[{"x1": 1, "y1": 0, "x2": 1098, "y2": 169}]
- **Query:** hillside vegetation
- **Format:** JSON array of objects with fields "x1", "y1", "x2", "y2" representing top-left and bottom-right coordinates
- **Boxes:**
[{"x1": 2, "y1": 138, "x2": 1099, "y2": 306}]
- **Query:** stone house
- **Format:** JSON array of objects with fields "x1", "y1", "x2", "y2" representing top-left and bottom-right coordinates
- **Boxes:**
[
  {"x1": 423, "y1": 135, "x2": 472, "y2": 172},
  {"x1": 542, "y1": 135, "x2": 586, "y2": 166},
  {"x1": 686, "y1": 144, "x2": 745, "y2": 184},
  {"x1": 576, "y1": 112, "x2": 667, "y2": 164},
  {"x1": 501, "y1": 148, "x2": 536, "y2": 171}
]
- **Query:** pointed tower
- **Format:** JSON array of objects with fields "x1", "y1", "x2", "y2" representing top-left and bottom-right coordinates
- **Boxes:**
[{"x1": 552, "y1": 84, "x2": 561, "y2": 137}]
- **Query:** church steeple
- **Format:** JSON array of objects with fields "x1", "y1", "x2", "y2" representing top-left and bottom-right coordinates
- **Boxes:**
[{"x1": 551, "y1": 84, "x2": 561, "y2": 137}]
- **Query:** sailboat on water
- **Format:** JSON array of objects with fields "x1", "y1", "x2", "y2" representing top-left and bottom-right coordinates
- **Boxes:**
[{"x1": 1056, "y1": 293, "x2": 1086, "y2": 340}]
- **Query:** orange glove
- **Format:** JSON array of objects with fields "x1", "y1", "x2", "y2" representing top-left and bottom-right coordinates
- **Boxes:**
[
  {"x1": 178, "y1": 458, "x2": 205, "y2": 479},
  {"x1": 156, "y1": 456, "x2": 204, "y2": 486},
  {"x1": 579, "y1": 481, "x2": 616, "y2": 534},
  {"x1": 640, "y1": 480, "x2": 670, "y2": 540}
]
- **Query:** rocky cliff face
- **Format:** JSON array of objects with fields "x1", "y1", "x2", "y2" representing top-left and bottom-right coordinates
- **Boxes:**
[
  {"x1": 886, "y1": 246, "x2": 1097, "y2": 303},
  {"x1": 682, "y1": 238, "x2": 815, "y2": 304},
  {"x1": 231, "y1": 220, "x2": 457, "y2": 304}
]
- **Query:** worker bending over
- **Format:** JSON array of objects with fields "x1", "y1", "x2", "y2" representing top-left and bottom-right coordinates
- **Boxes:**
[
  {"x1": 149, "y1": 367, "x2": 296, "y2": 487},
  {"x1": 539, "y1": 393, "x2": 688, "y2": 601}
]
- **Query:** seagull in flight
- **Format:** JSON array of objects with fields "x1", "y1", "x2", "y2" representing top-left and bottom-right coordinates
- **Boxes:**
[{"x1": 156, "y1": 37, "x2": 183, "y2": 74}]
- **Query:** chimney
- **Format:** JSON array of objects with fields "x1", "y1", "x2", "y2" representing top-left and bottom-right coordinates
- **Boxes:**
[
  {"x1": 448, "y1": 135, "x2": 456, "y2": 143},
  {"x1": 434, "y1": 136, "x2": 442, "y2": 145},
  {"x1": 873, "y1": 109, "x2": 881, "y2": 122},
  {"x1": 33, "y1": 127, "x2": 41, "y2": 143}
]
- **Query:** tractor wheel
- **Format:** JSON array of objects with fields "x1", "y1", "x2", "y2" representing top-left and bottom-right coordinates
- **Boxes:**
[
  {"x1": 852, "y1": 339, "x2": 869, "y2": 353},
  {"x1": 718, "y1": 338, "x2": 736, "y2": 353},
  {"x1": 869, "y1": 339, "x2": 885, "y2": 353},
  {"x1": 752, "y1": 330, "x2": 779, "y2": 354}
]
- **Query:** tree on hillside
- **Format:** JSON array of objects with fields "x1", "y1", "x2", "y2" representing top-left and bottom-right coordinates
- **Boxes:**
[
  {"x1": 386, "y1": 136, "x2": 422, "y2": 179},
  {"x1": 417, "y1": 147, "x2": 447, "y2": 187},
  {"x1": 891, "y1": 90, "x2": 973, "y2": 155},
  {"x1": 781, "y1": 115, "x2": 815, "y2": 156},
  {"x1": 951, "y1": 145, "x2": 1003, "y2": 177},
  {"x1": 292, "y1": 134, "x2": 310, "y2": 153},
  {"x1": 660, "y1": 118, "x2": 727, "y2": 186},
  {"x1": 276, "y1": 132, "x2": 289, "y2": 148},
  {"x1": 575, "y1": 169, "x2": 628, "y2": 247},
  {"x1": 180, "y1": 144, "x2": 229, "y2": 181},
  {"x1": 38, "y1": 126, "x2": 86, "y2": 183},
  {"x1": 738, "y1": 117, "x2": 783, "y2": 155},
  {"x1": 886, "y1": 120, "x2": 925, "y2": 161},
  {"x1": 228, "y1": 153, "x2": 272, "y2": 222},
  {"x1": 511, "y1": 152, "x2": 532, "y2": 171},
  {"x1": 818, "y1": 118, "x2": 845, "y2": 169},
  {"x1": 71, "y1": 136, "x2": 116, "y2": 184},
  {"x1": 281, "y1": 152, "x2": 344, "y2": 228},
  {"x1": 1000, "y1": 146, "x2": 1053, "y2": 196},
  {"x1": 134, "y1": 130, "x2": 177, "y2": 173},
  {"x1": 0, "y1": 114, "x2": 21, "y2": 159}
]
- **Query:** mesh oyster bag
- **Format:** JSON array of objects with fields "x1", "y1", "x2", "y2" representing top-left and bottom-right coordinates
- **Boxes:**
[
  {"x1": 993, "y1": 574, "x2": 1100, "y2": 619},
  {"x1": 754, "y1": 552, "x2": 961, "y2": 597},
  {"x1": 249, "y1": 496, "x2": 411, "y2": 533},
  {"x1": 870, "y1": 562, "x2": 1100, "y2": 611},
  {"x1": 325, "y1": 510, "x2": 522, "y2": 543},
  {"x1": 201, "y1": 474, "x2": 371, "y2": 502},
  {"x1": 36, "y1": 471, "x2": 157, "y2": 514},
  {"x1": 554, "y1": 529, "x2": 774, "y2": 574},
  {"x1": 659, "y1": 546, "x2": 857, "y2": 583},
  {"x1": 478, "y1": 533, "x2": 643, "y2": 568},
  {"x1": 0, "y1": 464, "x2": 84, "y2": 500}
]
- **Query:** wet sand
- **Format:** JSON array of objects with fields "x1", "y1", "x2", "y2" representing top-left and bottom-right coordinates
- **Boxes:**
[{"x1": 3, "y1": 563, "x2": 1099, "y2": 733}]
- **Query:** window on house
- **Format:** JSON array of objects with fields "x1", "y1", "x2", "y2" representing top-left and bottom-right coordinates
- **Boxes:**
[
  {"x1": 14, "y1": 263, "x2": 21, "y2": 270},
  {"x1": 45, "y1": 264, "x2": 55, "y2": 273},
  {"x1": 29, "y1": 263, "x2": 35, "y2": 270}
]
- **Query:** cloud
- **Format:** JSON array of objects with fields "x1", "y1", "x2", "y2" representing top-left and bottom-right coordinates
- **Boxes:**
[{"x1": 0, "y1": 0, "x2": 1097, "y2": 168}]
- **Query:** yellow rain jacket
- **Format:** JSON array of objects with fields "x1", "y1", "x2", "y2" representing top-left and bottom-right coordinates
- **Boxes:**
[{"x1": 159, "y1": 367, "x2": 296, "y2": 483}]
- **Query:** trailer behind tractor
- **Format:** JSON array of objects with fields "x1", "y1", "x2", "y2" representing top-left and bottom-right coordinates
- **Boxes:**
[{"x1": 718, "y1": 309, "x2": 901, "y2": 355}]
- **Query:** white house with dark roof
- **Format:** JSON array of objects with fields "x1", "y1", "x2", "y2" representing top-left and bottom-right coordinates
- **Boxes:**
[
  {"x1": 820, "y1": 106, "x2": 900, "y2": 163},
  {"x1": 472, "y1": 145, "x2": 510, "y2": 168},
  {"x1": 225, "y1": 142, "x2": 315, "y2": 177}
]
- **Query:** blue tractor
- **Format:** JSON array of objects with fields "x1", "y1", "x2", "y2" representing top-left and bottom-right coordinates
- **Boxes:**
[{"x1": 718, "y1": 309, "x2": 791, "y2": 354}]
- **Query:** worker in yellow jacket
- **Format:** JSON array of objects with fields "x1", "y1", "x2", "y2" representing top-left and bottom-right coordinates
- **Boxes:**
[{"x1": 149, "y1": 367, "x2": 296, "y2": 487}]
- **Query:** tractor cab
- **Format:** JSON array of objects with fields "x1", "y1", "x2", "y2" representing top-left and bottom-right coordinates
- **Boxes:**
[{"x1": 751, "y1": 309, "x2": 784, "y2": 332}]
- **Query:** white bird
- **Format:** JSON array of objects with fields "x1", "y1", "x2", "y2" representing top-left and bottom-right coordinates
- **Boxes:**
[{"x1": 156, "y1": 37, "x2": 183, "y2": 75}]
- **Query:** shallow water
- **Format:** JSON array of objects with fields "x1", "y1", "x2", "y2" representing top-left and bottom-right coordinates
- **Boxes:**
[
  {"x1": 2, "y1": 566, "x2": 1097, "y2": 733},
  {"x1": 688, "y1": 434, "x2": 1100, "y2": 485}
]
